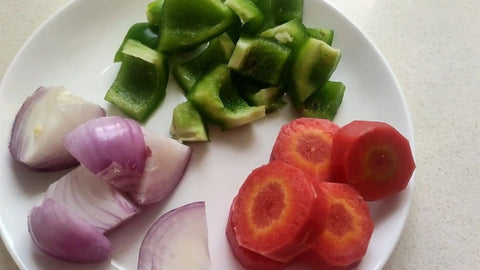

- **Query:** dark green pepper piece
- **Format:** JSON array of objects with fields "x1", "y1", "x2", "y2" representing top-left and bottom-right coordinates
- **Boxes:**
[
  {"x1": 146, "y1": 0, "x2": 164, "y2": 25},
  {"x1": 105, "y1": 39, "x2": 169, "y2": 122},
  {"x1": 188, "y1": 64, "x2": 265, "y2": 130},
  {"x1": 251, "y1": 0, "x2": 276, "y2": 32},
  {"x1": 288, "y1": 37, "x2": 341, "y2": 106},
  {"x1": 301, "y1": 81, "x2": 345, "y2": 120},
  {"x1": 228, "y1": 37, "x2": 291, "y2": 85},
  {"x1": 158, "y1": 0, "x2": 235, "y2": 53},
  {"x1": 172, "y1": 33, "x2": 235, "y2": 94},
  {"x1": 225, "y1": 0, "x2": 265, "y2": 34},
  {"x1": 114, "y1": 23, "x2": 159, "y2": 62},
  {"x1": 271, "y1": 0, "x2": 304, "y2": 25}
]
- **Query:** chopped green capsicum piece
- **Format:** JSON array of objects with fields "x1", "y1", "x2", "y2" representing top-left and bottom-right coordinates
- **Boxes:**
[
  {"x1": 105, "y1": 39, "x2": 169, "y2": 122},
  {"x1": 260, "y1": 19, "x2": 309, "y2": 50},
  {"x1": 171, "y1": 101, "x2": 209, "y2": 142},
  {"x1": 228, "y1": 36, "x2": 291, "y2": 85},
  {"x1": 114, "y1": 23, "x2": 159, "y2": 62},
  {"x1": 271, "y1": 0, "x2": 304, "y2": 25},
  {"x1": 158, "y1": 0, "x2": 235, "y2": 53},
  {"x1": 288, "y1": 37, "x2": 341, "y2": 107},
  {"x1": 188, "y1": 64, "x2": 265, "y2": 130},
  {"x1": 251, "y1": 0, "x2": 276, "y2": 32},
  {"x1": 225, "y1": 0, "x2": 264, "y2": 34},
  {"x1": 172, "y1": 33, "x2": 235, "y2": 94},
  {"x1": 301, "y1": 81, "x2": 345, "y2": 120},
  {"x1": 146, "y1": 0, "x2": 164, "y2": 25},
  {"x1": 307, "y1": 27, "x2": 334, "y2": 46}
]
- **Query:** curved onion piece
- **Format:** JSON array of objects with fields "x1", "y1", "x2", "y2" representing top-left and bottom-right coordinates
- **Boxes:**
[
  {"x1": 9, "y1": 86, "x2": 105, "y2": 171},
  {"x1": 28, "y1": 198, "x2": 112, "y2": 263},
  {"x1": 138, "y1": 202, "x2": 211, "y2": 270},
  {"x1": 128, "y1": 130, "x2": 192, "y2": 205},
  {"x1": 46, "y1": 166, "x2": 140, "y2": 233},
  {"x1": 64, "y1": 116, "x2": 147, "y2": 191}
]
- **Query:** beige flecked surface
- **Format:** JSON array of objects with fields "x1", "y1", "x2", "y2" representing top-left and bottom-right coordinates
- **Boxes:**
[{"x1": 1, "y1": 0, "x2": 479, "y2": 269}]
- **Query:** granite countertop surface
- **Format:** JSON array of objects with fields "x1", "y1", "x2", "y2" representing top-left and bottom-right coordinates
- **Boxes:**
[{"x1": 0, "y1": 0, "x2": 479, "y2": 269}]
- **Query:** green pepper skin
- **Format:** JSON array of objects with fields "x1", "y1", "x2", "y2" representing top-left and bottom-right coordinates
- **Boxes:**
[
  {"x1": 260, "y1": 19, "x2": 309, "y2": 50},
  {"x1": 171, "y1": 101, "x2": 210, "y2": 142},
  {"x1": 301, "y1": 81, "x2": 345, "y2": 120},
  {"x1": 188, "y1": 64, "x2": 265, "y2": 130},
  {"x1": 146, "y1": 0, "x2": 164, "y2": 25},
  {"x1": 228, "y1": 37, "x2": 291, "y2": 86},
  {"x1": 271, "y1": 0, "x2": 304, "y2": 25},
  {"x1": 106, "y1": 39, "x2": 169, "y2": 122},
  {"x1": 158, "y1": 0, "x2": 235, "y2": 53},
  {"x1": 172, "y1": 33, "x2": 235, "y2": 94},
  {"x1": 114, "y1": 23, "x2": 159, "y2": 62},
  {"x1": 307, "y1": 27, "x2": 334, "y2": 46}
]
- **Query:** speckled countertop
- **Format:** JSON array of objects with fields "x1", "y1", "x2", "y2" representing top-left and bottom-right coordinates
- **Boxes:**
[{"x1": 0, "y1": 0, "x2": 479, "y2": 269}]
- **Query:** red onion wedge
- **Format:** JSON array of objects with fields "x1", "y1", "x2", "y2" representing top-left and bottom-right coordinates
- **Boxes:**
[
  {"x1": 28, "y1": 198, "x2": 113, "y2": 263},
  {"x1": 138, "y1": 202, "x2": 211, "y2": 270},
  {"x1": 128, "y1": 130, "x2": 192, "y2": 205},
  {"x1": 46, "y1": 166, "x2": 141, "y2": 234},
  {"x1": 64, "y1": 116, "x2": 147, "y2": 192},
  {"x1": 9, "y1": 86, "x2": 105, "y2": 171}
]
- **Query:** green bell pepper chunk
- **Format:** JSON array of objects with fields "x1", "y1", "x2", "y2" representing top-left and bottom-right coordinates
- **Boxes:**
[
  {"x1": 158, "y1": 0, "x2": 235, "y2": 53},
  {"x1": 301, "y1": 81, "x2": 345, "y2": 120},
  {"x1": 114, "y1": 23, "x2": 159, "y2": 62},
  {"x1": 172, "y1": 33, "x2": 235, "y2": 94},
  {"x1": 225, "y1": 0, "x2": 264, "y2": 34},
  {"x1": 146, "y1": 0, "x2": 164, "y2": 25},
  {"x1": 271, "y1": 0, "x2": 304, "y2": 25},
  {"x1": 188, "y1": 64, "x2": 265, "y2": 130},
  {"x1": 105, "y1": 39, "x2": 169, "y2": 122},
  {"x1": 228, "y1": 36, "x2": 291, "y2": 85},
  {"x1": 171, "y1": 101, "x2": 209, "y2": 142},
  {"x1": 288, "y1": 37, "x2": 341, "y2": 107},
  {"x1": 307, "y1": 27, "x2": 334, "y2": 46},
  {"x1": 260, "y1": 19, "x2": 309, "y2": 50}
]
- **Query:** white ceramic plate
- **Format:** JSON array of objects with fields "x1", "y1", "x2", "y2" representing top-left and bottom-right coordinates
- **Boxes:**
[{"x1": 0, "y1": 0, "x2": 415, "y2": 269}]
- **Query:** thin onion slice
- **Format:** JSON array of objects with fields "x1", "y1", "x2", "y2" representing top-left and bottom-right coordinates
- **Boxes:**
[
  {"x1": 9, "y1": 86, "x2": 105, "y2": 171},
  {"x1": 28, "y1": 198, "x2": 113, "y2": 263},
  {"x1": 128, "y1": 130, "x2": 192, "y2": 205},
  {"x1": 138, "y1": 202, "x2": 211, "y2": 270},
  {"x1": 64, "y1": 116, "x2": 147, "y2": 192},
  {"x1": 46, "y1": 166, "x2": 141, "y2": 234}
]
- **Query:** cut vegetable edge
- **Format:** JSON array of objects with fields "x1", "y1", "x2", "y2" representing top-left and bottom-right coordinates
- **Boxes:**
[
  {"x1": 138, "y1": 202, "x2": 211, "y2": 270},
  {"x1": 28, "y1": 198, "x2": 113, "y2": 263}
]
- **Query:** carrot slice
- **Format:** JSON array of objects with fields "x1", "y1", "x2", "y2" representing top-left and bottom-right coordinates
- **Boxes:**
[
  {"x1": 226, "y1": 197, "x2": 289, "y2": 270},
  {"x1": 270, "y1": 117, "x2": 339, "y2": 184},
  {"x1": 331, "y1": 120, "x2": 416, "y2": 200},
  {"x1": 305, "y1": 182, "x2": 374, "y2": 268},
  {"x1": 232, "y1": 160, "x2": 328, "y2": 262}
]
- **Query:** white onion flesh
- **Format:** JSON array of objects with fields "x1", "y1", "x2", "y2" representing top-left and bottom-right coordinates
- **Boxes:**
[
  {"x1": 9, "y1": 86, "x2": 106, "y2": 171},
  {"x1": 128, "y1": 130, "x2": 192, "y2": 205},
  {"x1": 138, "y1": 202, "x2": 211, "y2": 270},
  {"x1": 46, "y1": 166, "x2": 141, "y2": 233},
  {"x1": 28, "y1": 198, "x2": 113, "y2": 263}
]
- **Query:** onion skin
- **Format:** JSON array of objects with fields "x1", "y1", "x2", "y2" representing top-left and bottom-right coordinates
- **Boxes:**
[
  {"x1": 28, "y1": 198, "x2": 113, "y2": 263},
  {"x1": 9, "y1": 86, "x2": 106, "y2": 171},
  {"x1": 138, "y1": 202, "x2": 211, "y2": 270},
  {"x1": 46, "y1": 166, "x2": 141, "y2": 233},
  {"x1": 128, "y1": 130, "x2": 192, "y2": 205},
  {"x1": 64, "y1": 116, "x2": 147, "y2": 192}
]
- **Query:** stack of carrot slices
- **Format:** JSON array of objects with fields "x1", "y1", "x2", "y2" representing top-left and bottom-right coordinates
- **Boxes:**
[{"x1": 227, "y1": 118, "x2": 415, "y2": 269}]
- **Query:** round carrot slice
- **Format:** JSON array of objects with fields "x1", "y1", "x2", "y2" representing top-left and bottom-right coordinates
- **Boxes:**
[
  {"x1": 305, "y1": 182, "x2": 374, "y2": 268},
  {"x1": 270, "y1": 118, "x2": 340, "y2": 184},
  {"x1": 232, "y1": 160, "x2": 327, "y2": 262},
  {"x1": 226, "y1": 197, "x2": 289, "y2": 270},
  {"x1": 331, "y1": 120, "x2": 416, "y2": 200}
]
